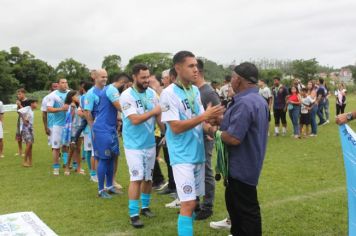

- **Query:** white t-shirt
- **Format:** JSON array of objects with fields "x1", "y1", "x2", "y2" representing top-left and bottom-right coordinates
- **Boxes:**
[
  {"x1": 259, "y1": 86, "x2": 272, "y2": 101},
  {"x1": 18, "y1": 106, "x2": 34, "y2": 131},
  {"x1": 301, "y1": 96, "x2": 313, "y2": 114}
]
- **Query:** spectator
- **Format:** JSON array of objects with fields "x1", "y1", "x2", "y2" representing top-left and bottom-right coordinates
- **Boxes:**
[
  {"x1": 287, "y1": 85, "x2": 301, "y2": 138},
  {"x1": 258, "y1": 79, "x2": 272, "y2": 135},
  {"x1": 300, "y1": 88, "x2": 313, "y2": 137},
  {"x1": 316, "y1": 78, "x2": 328, "y2": 126},
  {"x1": 335, "y1": 83, "x2": 347, "y2": 116},
  {"x1": 272, "y1": 77, "x2": 288, "y2": 136},
  {"x1": 0, "y1": 100, "x2": 4, "y2": 158}
]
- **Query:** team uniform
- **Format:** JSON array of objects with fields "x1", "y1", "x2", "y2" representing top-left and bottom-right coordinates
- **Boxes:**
[
  {"x1": 46, "y1": 90, "x2": 69, "y2": 149},
  {"x1": 120, "y1": 87, "x2": 158, "y2": 182},
  {"x1": 160, "y1": 83, "x2": 206, "y2": 202},
  {"x1": 120, "y1": 86, "x2": 158, "y2": 218},
  {"x1": 93, "y1": 84, "x2": 120, "y2": 193},
  {"x1": 41, "y1": 94, "x2": 55, "y2": 145},
  {"x1": 84, "y1": 86, "x2": 102, "y2": 155}
]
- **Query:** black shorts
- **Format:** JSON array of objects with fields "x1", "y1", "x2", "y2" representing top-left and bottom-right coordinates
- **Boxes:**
[
  {"x1": 300, "y1": 113, "x2": 311, "y2": 125},
  {"x1": 273, "y1": 109, "x2": 287, "y2": 125}
]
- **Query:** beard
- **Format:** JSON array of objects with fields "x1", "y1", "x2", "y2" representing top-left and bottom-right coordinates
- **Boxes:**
[{"x1": 136, "y1": 82, "x2": 148, "y2": 91}]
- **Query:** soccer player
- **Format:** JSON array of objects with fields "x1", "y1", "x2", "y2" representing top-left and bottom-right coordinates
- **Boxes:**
[
  {"x1": 47, "y1": 78, "x2": 69, "y2": 175},
  {"x1": 41, "y1": 83, "x2": 59, "y2": 146},
  {"x1": 120, "y1": 64, "x2": 163, "y2": 228},
  {"x1": 160, "y1": 51, "x2": 224, "y2": 236},
  {"x1": 84, "y1": 69, "x2": 107, "y2": 182},
  {"x1": 92, "y1": 74, "x2": 126, "y2": 198}
]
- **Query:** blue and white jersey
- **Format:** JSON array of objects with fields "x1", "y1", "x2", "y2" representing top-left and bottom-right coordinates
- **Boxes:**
[
  {"x1": 84, "y1": 86, "x2": 102, "y2": 119},
  {"x1": 46, "y1": 90, "x2": 69, "y2": 126},
  {"x1": 120, "y1": 87, "x2": 158, "y2": 149},
  {"x1": 160, "y1": 83, "x2": 205, "y2": 165},
  {"x1": 93, "y1": 84, "x2": 120, "y2": 133},
  {"x1": 41, "y1": 94, "x2": 54, "y2": 128},
  {"x1": 79, "y1": 94, "x2": 89, "y2": 134}
]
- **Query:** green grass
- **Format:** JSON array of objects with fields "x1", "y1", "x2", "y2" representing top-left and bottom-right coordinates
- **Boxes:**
[{"x1": 1, "y1": 96, "x2": 356, "y2": 235}]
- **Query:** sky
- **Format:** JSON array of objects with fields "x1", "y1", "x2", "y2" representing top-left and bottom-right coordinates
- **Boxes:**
[{"x1": 1, "y1": 0, "x2": 356, "y2": 69}]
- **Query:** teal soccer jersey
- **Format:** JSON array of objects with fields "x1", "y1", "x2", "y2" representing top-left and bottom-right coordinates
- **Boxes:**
[
  {"x1": 160, "y1": 83, "x2": 205, "y2": 165},
  {"x1": 46, "y1": 90, "x2": 69, "y2": 126},
  {"x1": 120, "y1": 87, "x2": 159, "y2": 150}
]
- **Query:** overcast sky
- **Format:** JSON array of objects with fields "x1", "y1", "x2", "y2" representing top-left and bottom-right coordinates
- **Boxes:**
[{"x1": 1, "y1": 0, "x2": 355, "y2": 69}]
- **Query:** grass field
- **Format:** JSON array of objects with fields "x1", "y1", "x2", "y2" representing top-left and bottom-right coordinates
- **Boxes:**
[{"x1": 1, "y1": 96, "x2": 356, "y2": 236}]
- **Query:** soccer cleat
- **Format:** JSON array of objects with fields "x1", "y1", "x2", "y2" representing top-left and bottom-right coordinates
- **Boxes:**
[
  {"x1": 53, "y1": 168, "x2": 60, "y2": 176},
  {"x1": 90, "y1": 175, "x2": 98, "y2": 183},
  {"x1": 98, "y1": 191, "x2": 112, "y2": 199},
  {"x1": 195, "y1": 209, "x2": 213, "y2": 221},
  {"x1": 130, "y1": 216, "x2": 144, "y2": 228},
  {"x1": 209, "y1": 218, "x2": 231, "y2": 230},
  {"x1": 165, "y1": 198, "x2": 181, "y2": 208},
  {"x1": 158, "y1": 186, "x2": 175, "y2": 195},
  {"x1": 140, "y1": 208, "x2": 155, "y2": 218},
  {"x1": 107, "y1": 187, "x2": 123, "y2": 195}
]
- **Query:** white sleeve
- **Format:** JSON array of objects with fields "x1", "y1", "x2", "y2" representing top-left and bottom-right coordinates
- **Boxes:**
[
  {"x1": 18, "y1": 106, "x2": 30, "y2": 118},
  {"x1": 46, "y1": 94, "x2": 55, "y2": 107},
  {"x1": 160, "y1": 90, "x2": 180, "y2": 122},
  {"x1": 267, "y1": 88, "x2": 272, "y2": 98},
  {"x1": 41, "y1": 97, "x2": 48, "y2": 112},
  {"x1": 119, "y1": 92, "x2": 137, "y2": 117}
]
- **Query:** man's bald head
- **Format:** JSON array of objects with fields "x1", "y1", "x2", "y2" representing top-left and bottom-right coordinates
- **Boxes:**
[{"x1": 94, "y1": 68, "x2": 108, "y2": 88}]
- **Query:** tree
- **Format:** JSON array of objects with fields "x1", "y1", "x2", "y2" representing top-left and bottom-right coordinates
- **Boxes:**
[
  {"x1": 259, "y1": 69, "x2": 283, "y2": 86},
  {"x1": 102, "y1": 54, "x2": 122, "y2": 81},
  {"x1": 0, "y1": 52, "x2": 19, "y2": 103},
  {"x1": 292, "y1": 58, "x2": 319, "y2": 84},
  {"x1": 55, "y1": 58, "x2": 90, "y2": 89},
  {"x1": 198, "y1": 57, "x2": 231, "y2": 82},
  {"x1": 125, "y1": 52, "x2": 172, "y2": 76}
]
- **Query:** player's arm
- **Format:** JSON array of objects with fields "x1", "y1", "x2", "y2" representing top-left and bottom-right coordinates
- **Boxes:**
[
  {"x1": 42, "y1": 111, "x2": 50, "y2": 135},
  {"x1": 47, "y1": 105, "x2": 68, "y2": 113},
  {"x1": 128, "y1": 106, "x2": 161, "y2": 125},
  {"x1": 84, "y1": 110, "x2": 94, "y2": 127},
  {"x1": 156, "y1": 113, "x2": 165, "y2": 134},
  {"x1": 169, "y1": 104, "x2": 224, "y2": 134}
]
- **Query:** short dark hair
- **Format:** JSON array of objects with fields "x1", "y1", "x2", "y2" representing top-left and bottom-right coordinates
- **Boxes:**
[
  {"x1": 273, "y1": 76, "x2": 281, "y2": 81},
  {"x1": 28, "y1": 99, "x2": 38, "y2": 104},
  {"x1": 173, "y1": 51, "x2": 195, "y2": 65},
  {"x1": 224, "y1": 75, "x2": 231, "y2": 83},
  {"x1": 57, "y1": 77, "x2": 66, "y2": 83},
  {"x1": 65, "y1": 90, "x2": 78, "y2": 105},
  {"x1": 17, "y1": 88, "x2": 26, "y2": 94},
  {"x1": 132, "y1": 64, "x2": 149, "y2": 76},
  {"x1": 82, "y1": 81, "x2": 93, "y2": 92},
  {"x1": 113, "y1": 72, "x2": 132, "y2": 83},
  {"x1": 211, "y1": 80, "x2": 218, "y2": 85},
  {"x1": 169, "y1": 68, "x2": 177, "y2": 78},
  {"x1": 319, "y1": 78, "x2": 324, "y2": 84},
  {"x1": 197, "y1": 59, "x2": 204, "y2": 72},
  {"x1": 233, "y1": 62, "x2": 259, "y2": 84}
]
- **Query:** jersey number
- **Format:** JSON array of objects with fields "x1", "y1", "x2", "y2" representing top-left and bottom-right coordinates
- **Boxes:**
[
  {"x1": 136, "y1": 100, "x2": 143, "y2": 108},
  {"x1": 181, "y1": 99, "x2": 191, "y2": 110}
]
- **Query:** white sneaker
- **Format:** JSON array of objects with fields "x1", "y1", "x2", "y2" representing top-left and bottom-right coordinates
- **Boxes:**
[
  {"x1": 0, "y1": 154, "x2": 4, "y2": 158},
  {"x1": 90, "y1": 175, "x2": 98, "y2": 183},
  {"x1": 210, "y1": 218, "x2": 231, "y2": 230},
  {"x1": 53, "y1": 168, "x2": 59, "y2": 176},
  {"x1": 165, "y1": 198, "x2": 181, "y2": 208}
]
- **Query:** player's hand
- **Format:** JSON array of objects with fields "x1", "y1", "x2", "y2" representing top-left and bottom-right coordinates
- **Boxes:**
[
  {"x1": 62, "y1": 104, "x2": 69, "y2": 111},
  {"x1": 203, "y1": 104, "x2": 225, "y2": 121},
  {"x1": 151, "y1": 105, "x2": 161, "y2": 116},
  {"x1": 336, "y1": 113, "x2": 348, "y2": 125}
]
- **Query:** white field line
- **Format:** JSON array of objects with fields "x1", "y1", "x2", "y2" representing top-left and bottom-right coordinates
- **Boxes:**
[{"x1": 262, "y1": 186, "x2": 345, "y2": 208}]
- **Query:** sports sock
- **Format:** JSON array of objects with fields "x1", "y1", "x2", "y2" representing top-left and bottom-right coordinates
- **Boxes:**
[
  {"x1": 141, "y1": 193, "x2": 151, "y2": 209},
  {"x1": 106, "y1": 158, "x2": 115, "y2": 189},
  {"x1": 129, "y1": 199, "x2": 140, "y2": 217},
  {"x1": 97, "y1": 159, "x2": 107, "y2": 192},
  {"x1": 62, "y1": 152, "x2": 68, "y2": 165},
  {"x1": 177, "y1": 214, "x2": 193, "y2": 236}
]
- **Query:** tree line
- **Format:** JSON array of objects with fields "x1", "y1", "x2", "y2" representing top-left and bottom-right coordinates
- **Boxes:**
[{"x1": 0, "y1": 46, "x2": 353, "y2": 103}]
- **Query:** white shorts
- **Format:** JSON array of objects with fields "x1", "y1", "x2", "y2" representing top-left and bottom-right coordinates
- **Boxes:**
[
  {"x1": 83, "y1": 132, "x2": 93, "y2": 152},
  {"x1": 0, "y1": 121, "x2": 3, "y2": 139},
  {"x1": 51, "y1": 125, "x2": 63, "y2": 149},
  {"x1": 172, "y1": 163, "x2": 205, "y2": 202},
  {"x1": 47, "y1": 127, "x2": 53, "y2": 146},
  {"x1": 124, "y1": 146, "x2": 156, "y2": 182}
]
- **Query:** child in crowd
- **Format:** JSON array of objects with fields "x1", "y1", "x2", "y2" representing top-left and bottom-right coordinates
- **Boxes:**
[
  {"x1": 18, "y1": 99, "x2": 38, "y2": 167},
  {"x1": 300, "y1": 88, "x2": 313, "y2": 137}
]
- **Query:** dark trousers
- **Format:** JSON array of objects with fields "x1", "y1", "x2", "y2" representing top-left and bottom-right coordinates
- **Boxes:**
[
  {"x1": 73, "y1": 119, "x2": 88, "y2": 143},
  {"x1": 225, "y1": 177, "x2": 261, "y2": 236},
  {"x1": 336, "y1": 104, "x2": 346, "y2": 116},
  {"x1": 153, "y1": 137, "x2": 164, "y2": 185}
]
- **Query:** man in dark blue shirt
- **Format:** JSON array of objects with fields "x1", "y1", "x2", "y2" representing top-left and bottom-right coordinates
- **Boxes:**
[{"x1": 211, "y1": 62, "x2": 268, "y2": 236}]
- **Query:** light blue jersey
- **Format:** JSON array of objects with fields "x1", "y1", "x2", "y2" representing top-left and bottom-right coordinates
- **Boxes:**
[
  {"x1": 46, "y1": 90, "x2": 69, "y2": 126},
  {"x1": 160, "y1": 83, "x2": 205, "y2": 165},
  {"x1": 120, "y1": 87, "x2": 158, "y2": 149},
  {"x1": 84, "y1": 86, "x2": 102, "y2": 119},
  {"x1": 41, "y1": 94, "x2": 54, "y2": 128},
  {"x1": 80, "y1": 94, "x2": 90, "y2": 134}
]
